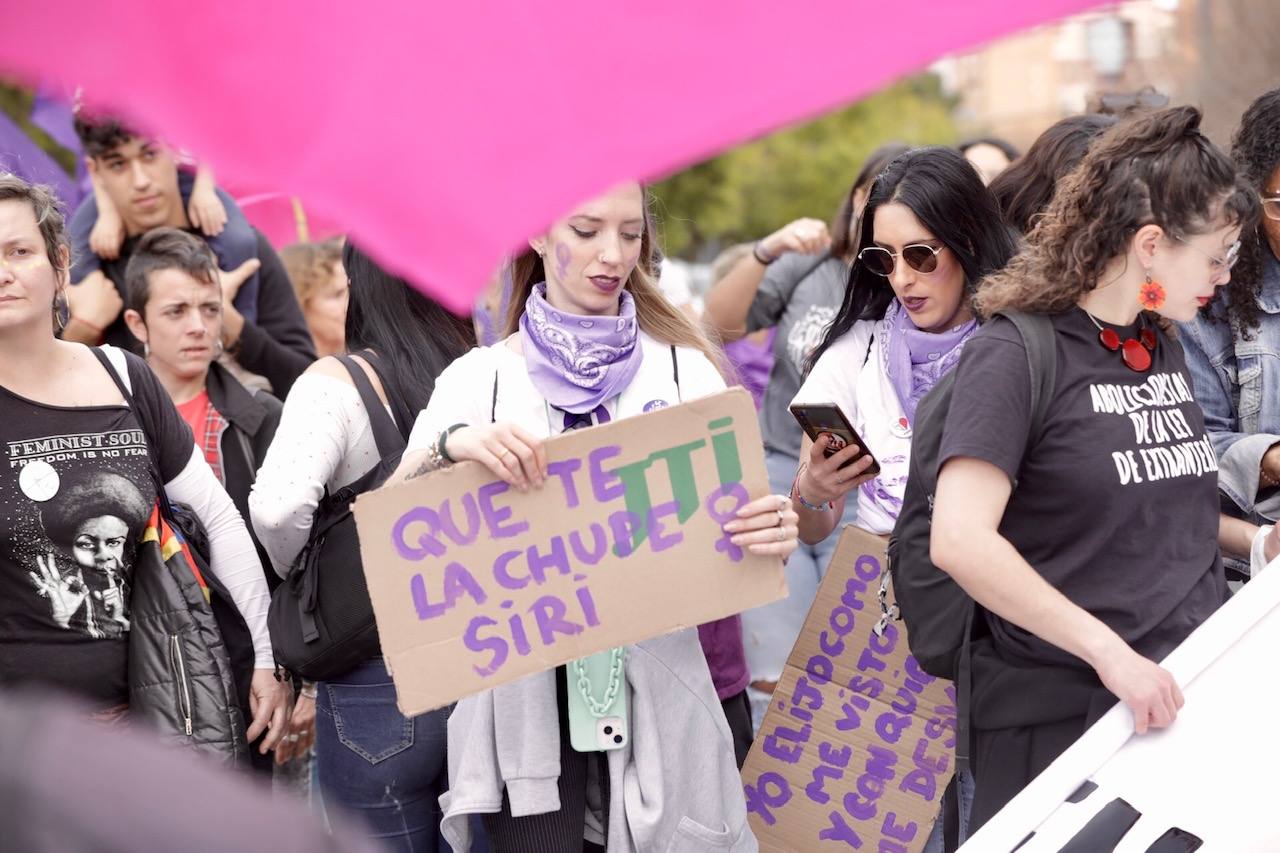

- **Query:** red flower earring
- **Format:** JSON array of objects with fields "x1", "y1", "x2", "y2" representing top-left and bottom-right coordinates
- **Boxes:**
[{"x1": 1139, "y1": 274, "x2": 1166, "y2": 311}]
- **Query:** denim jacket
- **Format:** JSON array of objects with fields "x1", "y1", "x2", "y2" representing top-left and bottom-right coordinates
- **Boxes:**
[{"x1": 1180, "y1": 251, "x2": 1280, "y2": 521}]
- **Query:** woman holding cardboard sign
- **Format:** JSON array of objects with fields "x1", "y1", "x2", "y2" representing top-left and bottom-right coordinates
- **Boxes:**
[{"x1": 393, "y1": 181, "x2": 798, "y2": 853}]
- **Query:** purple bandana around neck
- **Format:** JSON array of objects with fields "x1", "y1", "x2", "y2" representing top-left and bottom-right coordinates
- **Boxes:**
[
  {"x1": 519, "y1": 283, "x2": 643, "y2": 414},
  {"x1": 881, "y1": 298, "x2": 977, "y2": 423}
]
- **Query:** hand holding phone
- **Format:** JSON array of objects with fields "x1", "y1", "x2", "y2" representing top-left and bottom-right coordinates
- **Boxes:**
[
  {"x1": 789, "y1": 403, "x2": 880, "y2": 475},
  {"x1": 790, "y1": 403, "x2": 880, "y2": 507}
]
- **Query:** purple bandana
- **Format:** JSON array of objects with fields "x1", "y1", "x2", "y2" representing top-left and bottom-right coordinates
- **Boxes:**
[
  {"x1": 520, "y1": 283, "x2": 642, "y2": 415},
  {"x1": 881, "y1": 299, "x2": 977, "y2": 423}
]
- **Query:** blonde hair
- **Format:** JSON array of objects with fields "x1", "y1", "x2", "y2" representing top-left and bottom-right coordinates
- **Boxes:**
[
  {"x1": 505, "y1": 189, "x2": 727, "y2": 377},
  {"x1": 280, "y1": 238, "x2": 344, "y2": 306}
]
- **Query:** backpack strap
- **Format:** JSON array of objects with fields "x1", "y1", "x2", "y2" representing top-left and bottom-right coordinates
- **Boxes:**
[
  {"x1": 954, "y1": 311, "x2": 1056, "y2": 784},
  {"x1": 90, "y1": 346, "x2": 177, "y2": 518},
  {"x1": 334, "y1": 354, "x2": 406, "y2": 456},
  {"x1": 670, "y1": 344, "x2": 682, "y2": 403},
  {"x1": 491, "y1": 369, "x2": 500, "y2": 423},
  {"x1": 232, "y1": 426, "x2": 257, "y2": 487},
  {"x1": 999, "y1": 310, "x2": 1058, "y2": 444}
]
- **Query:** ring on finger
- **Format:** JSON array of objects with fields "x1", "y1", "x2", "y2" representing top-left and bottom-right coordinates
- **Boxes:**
[{"x1": 287, "y1": 734, "x2": 300, "y2": 742}]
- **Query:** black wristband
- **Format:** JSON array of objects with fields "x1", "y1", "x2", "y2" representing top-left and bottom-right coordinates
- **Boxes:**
[
  {"x1": 753, "y1": 240, "x2": 777, "y2": 265},
  {"x1": 439, "y1": 423, "x2": 467, "y2": 464}
]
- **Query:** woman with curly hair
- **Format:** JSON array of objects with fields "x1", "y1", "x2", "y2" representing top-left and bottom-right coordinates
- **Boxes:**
[
  {"x1": 929, "y1": 106, "x2": 1275, "y2": 830},
  {"x1": 1181, "y1": 89, "x2": 1280, "y2": 538}
]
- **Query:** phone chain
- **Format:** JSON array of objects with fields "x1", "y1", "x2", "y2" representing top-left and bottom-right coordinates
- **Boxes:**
[{"x1": 573, "y1": 647, "x2": 626, "y2": 717}]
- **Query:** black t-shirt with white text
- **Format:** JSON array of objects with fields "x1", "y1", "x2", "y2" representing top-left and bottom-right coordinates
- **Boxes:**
[
  {"x1": 0, "y1": 350, "x2": 193, "y2": 706},
  {"x1": 940, "y1": 310, "x2": 1227, "y2": 668}
]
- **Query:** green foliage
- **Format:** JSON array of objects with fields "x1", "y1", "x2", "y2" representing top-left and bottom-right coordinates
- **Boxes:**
[{"x1": 653, "y1": 74, "x2": 959, "y2": 258}]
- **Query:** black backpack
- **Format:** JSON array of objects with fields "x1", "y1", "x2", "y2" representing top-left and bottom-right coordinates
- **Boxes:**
[
  {"x1": 268, "y1": 353, "x2": 408, "y2": 681},
  {"x1": 886, "y1": 310, "x2": 1057, "y2": 681}
]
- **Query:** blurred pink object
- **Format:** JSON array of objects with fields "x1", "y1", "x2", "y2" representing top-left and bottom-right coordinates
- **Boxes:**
[
  {"x1": 1, "y1": 0, "x2": 1097, "y2": 310},
  {"x1": 218, "y1": 184, "x2": 347, "y2": 249}
]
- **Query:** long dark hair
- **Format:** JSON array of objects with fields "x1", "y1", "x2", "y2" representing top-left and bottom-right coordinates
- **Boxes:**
[
  {"x1": 342, "y1": 241, "x2": 475, "y2": 429},
  {"x1": 806, "y1": 146, "x2": 1017, "y2": 374},
  {"x1": 1217, "y1": 88, "x2": 1280, "y2": 335},
  {"x1": 989, "y1": 114, "x2": 1117, "y2": 235},
  {"x1": 829, "y1": 143, "x2": 911, "y2": 259}
]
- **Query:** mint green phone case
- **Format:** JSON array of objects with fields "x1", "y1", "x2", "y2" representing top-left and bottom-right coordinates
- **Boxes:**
[{"x1": 567, "y1": 647, "x2": 629, "y2": 752}]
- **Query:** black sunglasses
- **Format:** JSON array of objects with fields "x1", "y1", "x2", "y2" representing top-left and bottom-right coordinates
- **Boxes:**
[{"x1": 857, "y1": 243, "x2": 945, "y2": 277}]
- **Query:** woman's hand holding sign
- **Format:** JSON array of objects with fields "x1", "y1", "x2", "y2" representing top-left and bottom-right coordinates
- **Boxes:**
[
  {"x1": 446, "y1": 423, "x2": 548, "y2": 492},
  {"x1": 722, "y1": 494, "x2": 800, "y2": 559}
]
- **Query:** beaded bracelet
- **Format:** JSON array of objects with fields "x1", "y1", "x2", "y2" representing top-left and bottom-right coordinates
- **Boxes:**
[{"x1": 790, "y1": 466, "x2": 833, "y2": 511}]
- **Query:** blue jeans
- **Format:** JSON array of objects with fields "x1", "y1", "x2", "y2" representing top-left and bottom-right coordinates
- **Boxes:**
[
  {"x1": 740, "y1": 447, "x2": 858, "y2": 727},
  {"x1": 316, "y1": 658, "x2": 451, "y2": 852},
  {"x1": 923, "y1": 769, "x2": 974, "y2": 852}
]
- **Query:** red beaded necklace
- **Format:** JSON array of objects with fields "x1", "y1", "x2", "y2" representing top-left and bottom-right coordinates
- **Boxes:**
[{"x1": 1083, "y1": 309, "x2": 1157, "y2": 373}]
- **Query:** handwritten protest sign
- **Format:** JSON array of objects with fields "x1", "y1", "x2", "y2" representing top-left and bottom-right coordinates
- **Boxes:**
[
  {"x1": 352, "y1": 389, "x2": 787, "y2": 715},
  {"x1": 742, "y1": 526, "x2": 956, "y2": 853}
]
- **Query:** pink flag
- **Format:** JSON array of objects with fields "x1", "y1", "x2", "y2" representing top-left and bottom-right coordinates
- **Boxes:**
[{"x1": 1, "y1": 1, "x2": 1097, "y2": 310}]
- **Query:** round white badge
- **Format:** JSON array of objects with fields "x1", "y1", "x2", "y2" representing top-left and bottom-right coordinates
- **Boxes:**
[{"x1": 19, "y1": 460, "x2": 60, "y2": 502}]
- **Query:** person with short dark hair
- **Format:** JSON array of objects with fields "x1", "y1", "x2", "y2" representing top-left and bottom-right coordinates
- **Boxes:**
[
  {"x1": 120, "y1": 226, "x2": 299, "y2": 769},
  {"x1": 65, "y1": 114, "x2": 316, "y2": 397}
]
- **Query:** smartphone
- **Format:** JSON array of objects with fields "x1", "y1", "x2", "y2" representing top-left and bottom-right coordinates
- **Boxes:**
[
  {"x1": 789, "y1": 402, "x2": 881, "y2": 476},
  {"x1": 566, "y1": 648, "x2": 629, "y2": 752}
]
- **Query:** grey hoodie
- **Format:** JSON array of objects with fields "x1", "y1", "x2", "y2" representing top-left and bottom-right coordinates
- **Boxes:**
[{"x1": 439, "y1": 627, "x2": 757, "y2": 852}]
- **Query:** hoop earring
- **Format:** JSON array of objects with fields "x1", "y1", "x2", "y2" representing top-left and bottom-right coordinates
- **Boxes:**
[
  {"x1": 213, "y1": 338, "x2": 225, "y2": 359},
  {"x1": 142, "y1": 342, "x2": 150, "y2": 359},
  {"x1": 52, "y1": 292, "x2": 67, "y2": 332}
]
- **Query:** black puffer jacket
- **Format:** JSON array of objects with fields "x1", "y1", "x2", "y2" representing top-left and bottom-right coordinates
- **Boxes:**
[
  {"x1": 91, "y1": 347, "x2": 249, "y2": 766},
  {"x1": 127, "y1": 514, "x2": 249, "y2": 767}
]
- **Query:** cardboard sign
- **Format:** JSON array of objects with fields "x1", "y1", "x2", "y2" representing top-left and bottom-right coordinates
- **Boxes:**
[
  {"x1": 742, "y1": 526, "x2": 956, "y2": 853},
  {"x1": 352, "y1": 389, "x2": 786, "y2": 715}
]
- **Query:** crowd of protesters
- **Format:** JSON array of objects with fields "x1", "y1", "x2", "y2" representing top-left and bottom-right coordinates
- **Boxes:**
[{"x1": 1, "y1": 86, "x2": 1279, "y2": 852}]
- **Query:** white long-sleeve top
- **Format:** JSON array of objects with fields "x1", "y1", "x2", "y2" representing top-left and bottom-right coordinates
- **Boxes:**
[{"x1": 249, "y1": 371, "x2": 386, "y2": 578}]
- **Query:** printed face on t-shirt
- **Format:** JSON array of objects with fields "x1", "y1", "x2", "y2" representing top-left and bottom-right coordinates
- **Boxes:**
[
  {"x1": 71, "y1": 515, "x2": 129, "y2": 572},
  {"x1": 532, "y1": 182, "x2": 645, "y2": 317},
  {"x1": 871, "y1": 202, "x2": 970, "y2": 333}
]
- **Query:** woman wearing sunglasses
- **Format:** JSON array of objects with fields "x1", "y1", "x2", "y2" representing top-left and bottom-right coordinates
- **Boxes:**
[
  {"x1": 790, "y1": 146, "x2": 1016, "y2": 549},
  {"x1": 1181, "y1": 88, "x2": 1280, "y2": 555},
  {"x1": 931, "y1": 106, "x2": 1276, "y2": 833},
  {"x1": 788, "y1": 147, "x2": 1015, "y2": 852}
]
